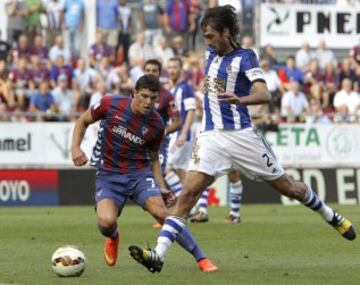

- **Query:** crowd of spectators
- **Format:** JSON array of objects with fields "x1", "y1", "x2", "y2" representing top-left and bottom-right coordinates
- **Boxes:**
[{"x1": 0, "y1": 0, "x2": 359, "y2": 126}]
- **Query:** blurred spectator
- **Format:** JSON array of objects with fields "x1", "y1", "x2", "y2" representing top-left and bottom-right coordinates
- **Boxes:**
[
  {"x1": 154, "y1": 36, "x2": 174, "y2": 67},
  {"x1": 306, "y1": 98, "x2": 331, "y2": 124},
  {"x1": 281, "y1": 80, "x2": 309, "y2": 123},
  {"x1": 11, "y1": 34, "x2": 32, "y2": 64},
  {"x1": 0, "y1": 30, "x2": 11, "y2": 61},
  {"x1": 117, "y1": 0, "x2": 132, "y2": 64},
  {"x1": 338, "y1": 57, "x2": 356, "y2": 87},
  {"x1": 304, "y1": 59, "x2": 323, "y2": 100},
  {"x1": 241, "y1": 35, "x2": 259, "y2": 59},
  {"x1": 260, "y1": 44, "x2": 278, "y2": 69},
  {"x1": 164, "y1": 0, "x2": 194, "y2": 50},
  {"x1": 260, "y1": 58, "x2": 284, "y2": 112},
  {"x1": 96, "y1": 0, "x2": 119, "y2": 47},
  {"x1": 6, "y1": 0, "x2": 28, "y2": 45},
  {"x1": 49, "y1": 34, "x2": 71, "y2": 64},
  {"x1": 350, "y1": 35, "x2": 360, "y2": 67},
  {"x1": 171, "y1": 35, "x2": 189, "y2": 57},
  {"x1": 29, "y1": 54, "x2": 50, "y2": 90},
  {"x1": 25, "y1": 0, "x2": 43, "y2": 41},
  {"x1": 89, "y1": 30, "x2": 115, "y2": 68},
  {"x1": 96, "y1": 56, "x2": 112, "y2": 82},
  {"x1": 312, "y1": 39, "x2": 337, "y2": 70},
  {"x1": 73, "y1": 57, "x2": 98, "y2": 109},
  {"x1": 52, "y1": 73, "x2": 74, "y2": 118},
  {"x1": 322, "y1": 62, "x2": 339, "y2": 96},
  {"x1": 106, "y1": 61, "x2": 134, "y2": 95},
  {"x1": 278, "y1": 55, "x2": 304, "y2": 88},
  {"x1": 41, "y1": 0, "x2": 63, "y2": 47},
  {"x1": 137, "y1": 0, "x2": 164, "y2": 49},
  {"x1": 30, "y1": 34, "x2": 49, "y2": 64},
  {"x1": 8, "y1": 56, "x2": 33, "y2": 110},
  {"x1": 0, "y1": 59, "x2": 16, "y2": 112},
  {"x1": 62, "y1": 0, "x2": 85, "y2": 60},
  {"x1": 189, "y1": 0, "x2": 202, "y2": 51},
  {"x1": 185, "y1": 56, "x2": 204, "y2": 91},
  {"x1": 295, "y1": 42, "x2": 311, "y2": 71},
  {"x1": 50, "y1": 55, "x2": 73, "y2": 88},
  {"x1": 333, "y1": 78, "x2": 360, "y2": 122},
  {"x1": 29, "y1": 80, "x2": 56, "y2": 113},
  {"x1": 128, "y1": 32, "x2": 153, "y2": 68},
  {"x1": 89, "y1": 79, "x2": 107, "y2": 107}
]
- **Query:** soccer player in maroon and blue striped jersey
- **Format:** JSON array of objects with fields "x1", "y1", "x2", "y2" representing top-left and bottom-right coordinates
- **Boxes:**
[{"x1": 71, "y1": 74, "x2": 217, "y2": 272}]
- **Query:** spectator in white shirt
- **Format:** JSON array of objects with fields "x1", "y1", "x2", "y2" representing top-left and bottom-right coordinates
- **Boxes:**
[
  {"x1": 49, "y1": 34, "x2": 71, "y2": 64},
  {"x1": 312, "y1": 39, "x2": 337, "y2": 70},
  {"x1": 281, "y1": 80, "x2": 309, "y2": 123},
  {"x1": 333, "y1": 78, "x2": 360, "y2": 122},
  {"x1": 296, "y1": 42, "x2": 312, "y2": 71},
  {"x1": 52, "y1": 74, "x2": 74, "y2": 119}
]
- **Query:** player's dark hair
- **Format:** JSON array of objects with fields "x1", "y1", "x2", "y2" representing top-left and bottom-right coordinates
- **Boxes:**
[
  {"x1": 168, "y1": 57, "x2": 183, "y2": 69},
  {"x1": 201, "y1": 5, "x2": 240, "y2": 39},
  {"x1": 135, "y1": 74, "x2": 160, "y2": 93},
  {"x1": 144, "y1": 59, "x2": 162, "y2": 73}
]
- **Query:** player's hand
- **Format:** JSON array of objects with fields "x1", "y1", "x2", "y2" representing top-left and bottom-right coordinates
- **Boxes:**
[
  {"x1": 218, "y1": 93, "x2": 242, "y2": 105},
  {"x1": 161, "y1": 188, "x2": 176, "y2": 208},
  {"x1": 176, "y1": 134, "x2": 186, "y2": 146},
  {"x1": 71, "y1": 147, "x2": 88, "y2": 166}
]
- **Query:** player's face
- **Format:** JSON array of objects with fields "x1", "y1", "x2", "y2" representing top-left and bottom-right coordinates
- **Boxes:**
[
  {"x1": 202, "y1": 25, "x2": 231, "y2": 55},
  {"x1": 167, "y1": 61, "x2": 181, "y2": 82},
  {"x1": 144, "y1": 64, "x2": 161, "y2": 79},
  {"x1": 133, "y1": 88, "x2": 158, "y2": 115}
]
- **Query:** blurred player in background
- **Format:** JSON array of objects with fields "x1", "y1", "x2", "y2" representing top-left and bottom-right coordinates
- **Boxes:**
[
  {"x1": 128, "y1": 5, "x2": 356, "y2": 273},
  {"x1": 166, "y1": 57, "x2": 196, "y2": 184},
  {"x1": 190, "y1": 168, "x2": 243, "y2": 224},
  {"x1": 71, "y1": 74, "x2": 217, "y2": 272}
]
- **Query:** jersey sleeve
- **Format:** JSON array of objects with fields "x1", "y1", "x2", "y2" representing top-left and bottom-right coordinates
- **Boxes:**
[
  {"x1": 90, "y1": 95, "x2": 112, "y2": 121},
  {"x1": 183, "y1": 84, "x2": 196, "y2": 111},
  {"x1": 241, "y1": 50, "x2": 265, "y2": 83}
]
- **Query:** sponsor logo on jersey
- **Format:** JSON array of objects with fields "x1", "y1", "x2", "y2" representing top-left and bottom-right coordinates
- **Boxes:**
[{"x1": 112, "y1": 126, "x2": 145, "y2": 145}]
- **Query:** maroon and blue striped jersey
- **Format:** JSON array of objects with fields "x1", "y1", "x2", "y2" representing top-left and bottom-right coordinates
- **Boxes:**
[{"x1": 90, "y1": 95, "x2": 165, "y2": 174}]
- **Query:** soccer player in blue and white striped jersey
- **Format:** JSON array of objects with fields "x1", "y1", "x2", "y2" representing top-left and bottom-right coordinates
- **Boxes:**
[{"x1": 129, "y1": 5, "x2": 356, "y2": 273}]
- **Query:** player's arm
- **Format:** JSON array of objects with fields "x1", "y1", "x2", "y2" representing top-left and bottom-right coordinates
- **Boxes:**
[
  {"x1": 150, "y1": 150, "x2": 176, "y2": 206},
  {"x1": 71, "y1": 109, "x2": 96, "y2": 166},
  {"x1": 218, "y1": 81, "x2": 271, "y2": 106},
  {"x1": 177, "y1": 109, "x2": 195, "y2": 146}
]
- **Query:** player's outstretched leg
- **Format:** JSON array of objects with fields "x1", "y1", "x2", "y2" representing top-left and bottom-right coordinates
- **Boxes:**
[
  {"x1": 129, "y1": 217, "x2": 218, "y2": 273},
  {"x1": 224, "y1": 180, "x2": 242, "y2": 224},
  {"x1": 270, "y1": 175, "x2": 356, "y2": 241}
]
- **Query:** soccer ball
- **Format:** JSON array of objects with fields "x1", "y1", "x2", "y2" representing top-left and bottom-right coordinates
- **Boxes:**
[{"x1": 51, "y1": 245, "x2": 86, "y2": 277}]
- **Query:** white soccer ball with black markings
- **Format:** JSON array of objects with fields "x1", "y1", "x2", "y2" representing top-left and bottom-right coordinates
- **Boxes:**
[{"x1": 51, "y1": 245, "x2": 86, "y2": 277}]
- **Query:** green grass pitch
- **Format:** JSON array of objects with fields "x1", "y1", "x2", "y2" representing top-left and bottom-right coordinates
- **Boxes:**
[{"x1": 0, "y1": 205, "x2": 359, "y2": 285}]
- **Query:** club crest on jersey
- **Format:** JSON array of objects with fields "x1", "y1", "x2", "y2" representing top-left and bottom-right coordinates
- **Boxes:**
[
  {"x1": 226, "y1": 64, "x2": 232, "y2": 73},
  {"x1": 142, "y1": 126, "x2": 149, "y2": 135}
]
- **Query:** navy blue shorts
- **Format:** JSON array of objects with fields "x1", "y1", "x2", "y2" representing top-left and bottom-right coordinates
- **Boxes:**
[{"x1": 95, "y1": 170, "x2": 161, "y2": 212}]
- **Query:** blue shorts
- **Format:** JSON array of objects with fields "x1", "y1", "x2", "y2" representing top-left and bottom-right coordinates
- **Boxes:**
[{"x1": 95, "y1": 170, "x2": 161, "y2": 213}]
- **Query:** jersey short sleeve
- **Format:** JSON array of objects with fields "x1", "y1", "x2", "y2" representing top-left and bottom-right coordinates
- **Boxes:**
[
  {"x1": 241, "y1": 50, "x2": 265, "y2": 83},
  {"x1": 90, "y1": 95, "x2": 112, "y2": 121},
  {"x1": 183, "y1": 84, "x2": 196, "y2": 111}
]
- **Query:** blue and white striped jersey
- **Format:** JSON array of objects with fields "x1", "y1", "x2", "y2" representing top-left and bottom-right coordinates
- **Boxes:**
[
  {"x1": 202, "y1": 46, "x2": 265, "y2": 132},
  {"x1": 170, "y1": 81, "x2": 196, "y2": 141}
]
